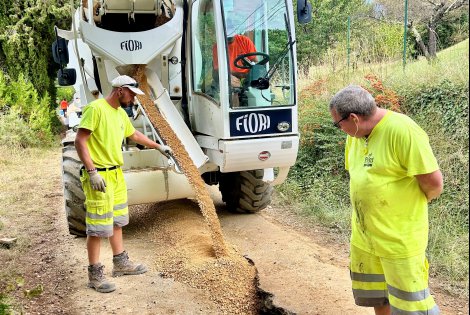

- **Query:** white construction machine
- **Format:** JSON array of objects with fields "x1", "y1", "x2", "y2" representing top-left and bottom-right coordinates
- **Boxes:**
[{"x1": 53, "y1": 0, "x2": 312, "y2": 236}]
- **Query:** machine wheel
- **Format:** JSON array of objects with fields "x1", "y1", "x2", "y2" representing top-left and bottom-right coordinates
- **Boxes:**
[
  {"x1": 62, "y1": 143, "x2": 86, "y2": 236},
  {"x1": 219, "y1": 170, "x2": 273, "y2": 213}
]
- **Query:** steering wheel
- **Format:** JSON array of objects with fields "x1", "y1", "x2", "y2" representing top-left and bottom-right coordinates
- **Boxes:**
[{"x1": 233, "y1": 52, "x2": 270, "y2": 70}]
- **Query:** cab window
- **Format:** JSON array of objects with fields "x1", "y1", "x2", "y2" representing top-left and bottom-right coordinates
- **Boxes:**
[{"x1": 191, "y1": 0, "x2": 220, "y2": 102}]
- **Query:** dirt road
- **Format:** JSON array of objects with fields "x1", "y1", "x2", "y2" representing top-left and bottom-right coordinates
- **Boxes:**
[
  {"x1": 1, "y1": 147, "x2": 467, "y2": 314},
  {"x1": 53, "y1": 196, "x2": 372, "y2": 315}
]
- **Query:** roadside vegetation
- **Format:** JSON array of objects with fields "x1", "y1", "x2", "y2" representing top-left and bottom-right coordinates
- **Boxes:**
[
  {"x1": 0, "y1": 73, "x2": 63, "y2": 148},
  {"x1": 277, "y1": 39, "x2": 469, "y2": 297},
  {"x1": 0, "y1": 145, "x2": 62, "y2": 314}
]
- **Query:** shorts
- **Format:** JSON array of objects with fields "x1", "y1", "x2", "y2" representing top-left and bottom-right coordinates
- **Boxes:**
[
  {"x1": 350, "y1": 245, "x2": 439, "y2": 314},
  {"x1": 80, "y1": 167, "x2": 129, "y2": 237}
]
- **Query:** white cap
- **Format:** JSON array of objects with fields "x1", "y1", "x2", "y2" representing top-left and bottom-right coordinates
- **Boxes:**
[{"x1": 111, "y1": 75, "x2": 144, "y2": 95}]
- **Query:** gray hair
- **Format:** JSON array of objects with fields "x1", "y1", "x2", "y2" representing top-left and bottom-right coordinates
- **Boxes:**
[{"x1": 329, "y1": 85, "x2": 376, "y2": 118}]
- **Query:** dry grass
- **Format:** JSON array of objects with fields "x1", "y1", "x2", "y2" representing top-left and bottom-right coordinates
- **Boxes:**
[
  {"x1": 0, "y1": 144, "x2": 62, "y2": 250},
  {"x1": 299, "y1": 38, "x2": 469, "y2": 96},
  {"x1": 0, "y1": 145, "x2": 61, "y2": 225},
  {"x1": 0, "y1": 145, "x2": 63, "y2": 310}
]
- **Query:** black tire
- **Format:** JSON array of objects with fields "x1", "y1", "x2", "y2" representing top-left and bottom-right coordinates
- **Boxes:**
[
  {"x1": 219, "y1": 170, "x2": 273, "y2": 213},
  {"x1": 62, "y1": 144, "x2": 86, "y2": 236}
]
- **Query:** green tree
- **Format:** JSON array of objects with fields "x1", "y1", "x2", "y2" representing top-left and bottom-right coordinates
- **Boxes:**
[
  {"x1": 350, "y1": 20, "x2": 406, "y2": 64},
  {"x1": 294, "y1": 0, "x2": 370, "y2": 71},
  {"x1": 0, "y1": 0, "x2": 72, "y2": 99},
  {"x1": 0, "y1": 71, "x2": 55, "y2": 147},
  {"x1": 373, "y1": 0, "x2": 469, "y2": 59}
]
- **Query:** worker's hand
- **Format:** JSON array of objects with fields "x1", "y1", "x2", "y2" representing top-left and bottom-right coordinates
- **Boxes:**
[
  {"x1": 158, "y1": 144, "x2": 173, "y2": 157},
  {"x1": 89, "y1": 171, "x2": 106, "y2": 193},
  {"x1": 230, "y1": 75, "x2": 241, "y2": 88}
]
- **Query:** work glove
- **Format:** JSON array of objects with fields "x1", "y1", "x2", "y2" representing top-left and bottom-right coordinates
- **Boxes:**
[
  {"x1": 158, "y1": 144, "x2": 173, "y2": 157},
  {"x1": 89, "y1": 170, "x2": 106, "y2": 193}
]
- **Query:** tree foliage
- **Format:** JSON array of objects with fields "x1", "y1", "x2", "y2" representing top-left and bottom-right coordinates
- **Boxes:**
[
  {"x1": 293, "y1": 0, "x2": 371, "y2": 71},
  {"x1": 0, "y1": 71, "x2": 57, "y2": 147},
  {"x1": 372, "y1": 0, "x2": 469, "y2": 59},
  {"x1": 344, "y1": 18, "x2": 408, "y2": 65},
  {"x1": 417, "y1": 8, "x2": 469, "y2": 51},
  {"x1": 0, "y1": 0, "x2": 72, "y2": 99}
]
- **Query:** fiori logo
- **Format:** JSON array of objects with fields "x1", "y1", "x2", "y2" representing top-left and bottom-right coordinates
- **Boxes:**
[
  {"x1": 120, "y1": 40, "x2": 143, "y2": 51},
  {"x1": 236, "y1": 113, "x2": 271, "y2": 134}
]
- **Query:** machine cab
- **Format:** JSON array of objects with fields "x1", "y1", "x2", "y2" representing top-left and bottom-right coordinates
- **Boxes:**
[{"x1": 190, "y1": 0, "x2": 298, "y2": 140}]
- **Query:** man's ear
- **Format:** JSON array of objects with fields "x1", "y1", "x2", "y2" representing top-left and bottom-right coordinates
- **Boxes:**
[{"x1": 350, "y1": 113, "x2": 359, "y2": 123}]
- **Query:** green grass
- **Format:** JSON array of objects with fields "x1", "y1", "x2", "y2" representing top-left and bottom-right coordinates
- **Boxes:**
[
  {"x1": 286, "y1": 38, "x2": 469, "y2": 298},
  {"x1": 388, "y1": 39, "x2": 469, "y2": 87},
  {"x1": 302, "y1": 39, "x2": 469, "y2": 95}
]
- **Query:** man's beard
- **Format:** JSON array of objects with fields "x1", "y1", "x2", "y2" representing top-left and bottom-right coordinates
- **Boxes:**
[{"x1": 119, "y1": 96, "x2": 132, "y2": 108}]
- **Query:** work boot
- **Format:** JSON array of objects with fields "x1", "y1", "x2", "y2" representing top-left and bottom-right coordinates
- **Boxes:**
[
  {"x1": 112, "y1": 251, "x2": 148, "y2": 277},
  {"x1": 87, "y1": 263, "x2": 116, "y2": 293}
]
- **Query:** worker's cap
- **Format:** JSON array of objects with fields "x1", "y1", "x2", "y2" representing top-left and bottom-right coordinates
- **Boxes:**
[{"x1": 111, "y1": 75, "x2": 144, "y2": 95}]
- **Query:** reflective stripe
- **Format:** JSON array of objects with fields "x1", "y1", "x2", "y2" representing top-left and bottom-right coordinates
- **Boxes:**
[
  {"x1": 352, "y1": 289, "x2": 388, "y2": 299},
  {"x1": 388, "y1": 285, "x2": 430, "y2": 302},
  {"x1": 351, "y1": 272, "x2": 386, "y2": 282},
  {"x1": 113, "y1": 203, "x2": 128, "y2": 210},
  {"x1": 390, "y1": 304, "x2": 440, "y2": 315},
  {"x1": 86, "y1": 212, "x2": 114, "y2": 220},
  {"x1": 86, "y1": 228, "x2": 112, "y2": 238},
  {"x1": 86, "y1": 224, "x2": 113, "y2": 237},
  {"x1": 114, "y1": 214, "x2": 129, "y2": 227}
]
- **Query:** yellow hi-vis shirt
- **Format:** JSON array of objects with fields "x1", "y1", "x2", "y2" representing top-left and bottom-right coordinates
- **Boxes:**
[
  {"x1": 78, "y1": 99, "x2": 135, "y2": 168},
  {"x1": 345, "y1": 110, "x2": 439, "y2": 258}
]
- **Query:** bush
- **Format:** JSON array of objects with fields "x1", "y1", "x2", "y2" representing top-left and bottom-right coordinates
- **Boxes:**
[
  {"x1": 0, "y1": 72, "x2": 56, "y2": 147},
  {"x1": 353, "y1": 22, "x2": 406, "y2": 63},
  {"x1": 0, "y1": 111, "x2": 42, "y2": 148},
  {"x1": 290, "y1": 83, "x2": 347, "y2": 190},
  {"x1": 400, "y1": 80, "x2": 469, "y2": 135},
  {"x1": 282, "y1": 80, "x2": 351, "y2": 234}
]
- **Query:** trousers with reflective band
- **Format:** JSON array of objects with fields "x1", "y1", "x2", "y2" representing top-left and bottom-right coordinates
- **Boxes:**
[
  {"x1": 80, "y1": 167, "x2": 129, "y2": 237},
  {"x1": 350, "y1": 245, "x2": 439, "y2": 314}
]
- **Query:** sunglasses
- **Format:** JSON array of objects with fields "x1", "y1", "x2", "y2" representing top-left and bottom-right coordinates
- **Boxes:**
[
  {"x1": 333, "y1": 114, "x2": 350, "y2": 128},
  {"x1": 121, "y1": 82, "x2": 139, "y2": 88}
]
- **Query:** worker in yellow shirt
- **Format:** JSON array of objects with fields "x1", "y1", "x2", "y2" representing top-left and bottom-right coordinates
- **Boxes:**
[
  {"x1": 75, "y1": 75, "x2": 172, "y2": 293},
  {"x1": 329, "y1": 85, "x2": 443, "y2": 315}
]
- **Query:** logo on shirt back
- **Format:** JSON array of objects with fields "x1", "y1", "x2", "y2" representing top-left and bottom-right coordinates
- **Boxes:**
[{"x1": 364, "y1": 153, "x2": 374, "y2": 167}]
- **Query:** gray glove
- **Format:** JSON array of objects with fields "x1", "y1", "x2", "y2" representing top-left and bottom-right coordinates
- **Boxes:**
[
  {"x1": 158, "y1": 144, "x2": 173, "y2": 156},
  {"x1": 89, "y1": 171, "x2": 106, "y2": 193}
]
